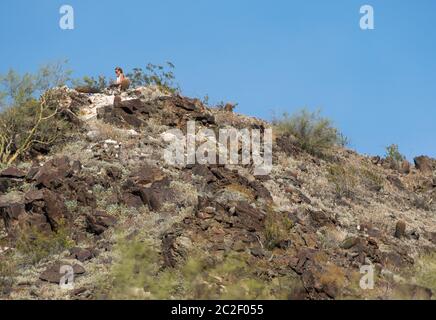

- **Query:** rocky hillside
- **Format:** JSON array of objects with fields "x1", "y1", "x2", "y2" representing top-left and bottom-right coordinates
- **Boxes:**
[{"x1": 0, "y1": 86, "x2": 435, "y2": 300}]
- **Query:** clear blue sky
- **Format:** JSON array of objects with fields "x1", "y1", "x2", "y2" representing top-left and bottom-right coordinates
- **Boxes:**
[{"x1": 1, "y1": 0, "x2": 435, "y2": 160}]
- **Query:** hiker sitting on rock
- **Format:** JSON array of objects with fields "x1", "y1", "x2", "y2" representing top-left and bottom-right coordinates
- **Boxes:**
[{"x1": 109, "y1": 67, "x2": 130, "y2": 91}]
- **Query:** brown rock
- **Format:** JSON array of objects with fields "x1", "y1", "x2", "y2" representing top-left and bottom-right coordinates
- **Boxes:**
[
  {"x1": 0, "y1": 178, "x2": 10, "y2": 193},
  {"x1": 0, "y1": 193, "x2": 26, "y2": 233},
  {"x1": 161, "y1": 232, "x2": 193, "y2": 268},
  {"x1": 140, "y1": 186, "x2": 175, "y2": 212},
  {"x1": 1, "y1": 189, "x2": 69, "y2": 238},
  {"x1": 399, "y1": 160, "x2": 411, "y2": 174},
  {"x1": 129, "y1": 164, "x2": 165, "y2": 185},
  {"x1": 309, "y1": 210, "x2": 334, "y2": 229},
  {"x1": 39, "y1": 263, "x2": 86, "y2": 284},
  {"x1": 387, "y1": 175, "x2": 405, "y2": 190},
  {"x1": 191, "y1": 164, "x2": 217, "y2": 183},
  {"x1": 121, "y1": 191, "x2": 144, "y2": 209},
  {"x1": 106, "y1": 166, "x2": 123, "y2": 180},
  {"x1": 414, "y1": 156, "x2": 433, "y2": 173},
  {"x1": 426, "y1": 232, "x2": 436, "y2": 244},
  {"x1": 224, "y1": 103, "x2": 235, "y2": 112},
  {"x1": 371, "y1": 156, "x2": 381, "y2": 165},
  {"x1": 395, "y1": 220, "x2": 406, "y2": 239},
  {"x1": 98, "y1": 97, "x2": 155, "y2": 128},
  {"x1": 33, "y1": 156, "x2": 73, "y2": 189},
  {"x1": 42, "y1": 190, "x2": 69, "y2": 230},
  {"x1": 0, "y1": 167, "x2": 26, "y2": 179},
  {"x1": 69, "y1": 247, "x2": 96, "y2": 262},
  {"x1": 231, "y1": 202, "x2": 266, "y2": 232},
  {"x1": 85, "y1": 210, "x2": 117, "y2": 235}
]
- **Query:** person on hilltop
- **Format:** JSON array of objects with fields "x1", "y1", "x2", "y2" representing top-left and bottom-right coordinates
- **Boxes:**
[{"x1": 109, "y1": 67, "x2": 130, "y2": 91}]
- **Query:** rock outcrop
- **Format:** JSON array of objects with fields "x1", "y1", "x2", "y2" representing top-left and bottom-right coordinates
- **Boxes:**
[{"x1": 0, "y1": 85, "x2": 434, "y2": 300}]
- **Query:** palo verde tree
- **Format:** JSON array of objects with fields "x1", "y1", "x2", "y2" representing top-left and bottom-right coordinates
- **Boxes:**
[{"x1": 0, "y1": 61, "x2": 72, "y2": 165}]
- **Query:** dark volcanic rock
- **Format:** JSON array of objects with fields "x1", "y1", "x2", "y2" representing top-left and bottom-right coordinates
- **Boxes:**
[
  {"x1": 0, "y1": 188, "x2": 70, "y2": 238},
  {"x1": 69, "y1": 247, "x2": 97, "y2": 262},
  {"x1": 414, "y1": 156, "x2": 434, "y2": 174},
  {"x1": 231, "y1": 202, "x2": 266, "y2": 232},
  {"x1": 121, "y1": 177, "x2": 175, "y2": 211},
  {"x1": 33, "y1": 156, "x2": 73, "y2": 189},
  {"x1": 39, "y1": 263, "x2": 86, "y2": 284},
  {"x1": 85, "y1": 210, "x2": 117, "y2": 235},
  {"x1": 98, "y1": 96, "x2": 155, "y2": 128},
  {"x1": 0, "y1": 167, "x2": 26, "y2": 179},
  {"x1": 129, "y1": 164, "x2": 165, "y2": 185}
]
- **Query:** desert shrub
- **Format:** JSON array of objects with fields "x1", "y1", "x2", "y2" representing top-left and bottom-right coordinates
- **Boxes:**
[
  {"x1": 0, "y1": 257, "x2": 16, "y2": 296},
  {"x1": 385, "y1": 144, "x2": 405, "y2": 164},
  {"x1": 359, "y1": 167, "x2": 384, "y2": 192},
  {"x1": 0, "y1": 63, "x2": 74, "y2": 165},
  {"x1": 273, "y1": 109, "x2": 346, "y2": 157},
  {"x1": 327, "y1": 164, "x2": 357, "y2": 199},
  {"x1": 92, "y1": 120, "x2": 128, "y2": 142},
  {"x1": 413, "y1": 253, "x2": 436, "y2": 293},
  {"x1": 107, "y1": 237, "x2": 301, "y2": 300},
  {"x1": 73, "y1": 75, "x2": 107, "y2": 92},
  {"x1": 16, "y1": 224, "x2": 74, "y2": 265},
  {"x1": 264, "y1": 211, "x2": 294, "y2": 249},
  {"x1": 65, "y1": 200, "x2": 78, "y2": 213},
  {"x1": 126, "y1": 62, "x2": 179, "y2": 93}
]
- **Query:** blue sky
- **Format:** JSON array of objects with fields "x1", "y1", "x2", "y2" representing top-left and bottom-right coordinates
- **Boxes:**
[{"x1": 1, "y1": 0, "x2": 435, "y2": 159}]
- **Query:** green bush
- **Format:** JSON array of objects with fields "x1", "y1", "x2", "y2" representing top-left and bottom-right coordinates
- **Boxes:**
[
  {"x1": 412, "y1": 253, "x2": 436, "y2": 293},
  {"x1": 273, "y1": 109, "x2": 346, "y2": 157},
  {"x1": 106, "y1": 236, "x2": 301, "y2": 300},
  {"x1": 73, "y1": 75, "x2": 107, "y2": 92},
  {"x1": 385, "y1": 144, "x2": 405, "y2": 164},
  {"x1": 16, "y1": 224, "x2": 74, "y2": 265},
  {"x1": 0, "y1": 62, "x2": 74, "y2": 165},
  {"x1": 327, "y1": 164, "x2": 357, "y2": 199},
  {"x1": 126, "y1": 62, "x2": 179, "y2": 93},
  {"x1": 0, "y1": 257, "x2": 16, "y2": 296},
  {"x1": 264, "y1": 211, "x2": 294, "y2": 249}
]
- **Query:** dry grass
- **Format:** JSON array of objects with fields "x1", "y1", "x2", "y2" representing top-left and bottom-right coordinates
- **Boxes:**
[
  {"x1": 264, "y1": 211, "x2": 294, "y2": 249},
  {"x1": 92, "y1": 120, "x2": 128, "y2": 142}
]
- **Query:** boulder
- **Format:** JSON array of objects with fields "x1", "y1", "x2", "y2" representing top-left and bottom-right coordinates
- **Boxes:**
[
  {"x1": 162, "y1": 232, "x2": 193, "y2": 268},
  {"x1": 394, "y1": 220, "x2": 407, "y2": 239},
  {"x1": 414, "y1": 156, "x2": 433, "y2": 173},
  {"x1": 140, "y1": 184, "x2": 175, "y2": 212},
  {"x1": 98, "y1": 97, "x2": 155, "y2": 128},
  {"x1": 106, "y1": 166, "x2": 123, "y2": 180},
  {"x1": 25, "y1": 189, "x2": 69, "y2": 230},
  {"x1": 33, "y1": 156, "x2": 73, "y2": 189},
  {"x1": 39, "y1": 263, "x2": 86, "y2": 284},
  {"x1": 231, "y1": 202, "x2": 266, "y2": 232},
  {"x1": 0, "y1": 167, "x2": 26, "y2": 179},
  {"x1": 0, "y1": 189, "x2": 69, "y2": 237},
  {"x1": 69, "y1": 247, "x2": 97, "y2": 262},
  {"x1": 129, "y1": 164, "x2": 165, "y2": 185},
  {"x1": 0, "y1": 192, "x2": 26, "y2": 234},
  {"x1": 426, "y1": 232, "x2": 436, "y2": 244},
  {"x1": 121, "y1": 177, "x2": 175, "y2": 211},
  {"x1": 85, "y1": 210, "x2": 117, "y2": 235}
]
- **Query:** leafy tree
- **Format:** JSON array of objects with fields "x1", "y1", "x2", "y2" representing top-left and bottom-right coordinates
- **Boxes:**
[{"x1": 0, "y1": 61, "x2": 73, "y2": 164}]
